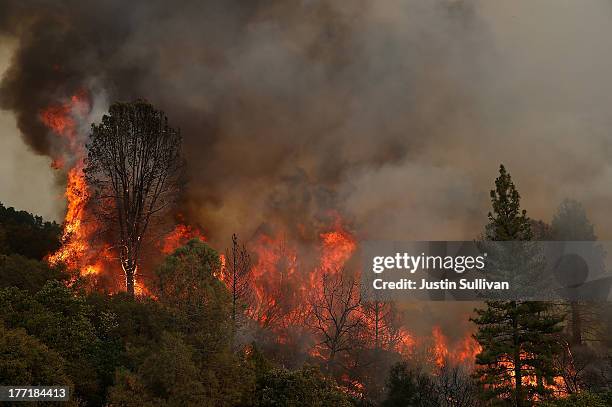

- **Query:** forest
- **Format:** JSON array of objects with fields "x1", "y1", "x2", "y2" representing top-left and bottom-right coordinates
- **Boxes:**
[{"x1": 1, "y1": 158, "x2": 611, "y2": 406}]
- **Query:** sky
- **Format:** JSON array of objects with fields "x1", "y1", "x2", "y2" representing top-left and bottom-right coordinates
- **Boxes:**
[{"x1": 0, "y1": 38, "x2": 59, "y2": 220}]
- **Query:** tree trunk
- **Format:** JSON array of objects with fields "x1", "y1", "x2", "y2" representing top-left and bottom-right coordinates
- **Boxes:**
[
  {"x1": 232, "y1": 235, "x2": 237, "y2": 321},
  {"x1": 121, "y1": 255, "x2": 137, "y2": 297},
  {"x1": 512, "y1": 302, "x2": 523, "y2": 407},
  {"x1": 570, "y1": 301, "x2": 582, "y2": 346}
]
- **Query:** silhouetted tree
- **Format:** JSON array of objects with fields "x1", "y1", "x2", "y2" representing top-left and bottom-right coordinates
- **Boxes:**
[
  {"x1": 551, "y1": 199, "x2": 596, "y2": 242},
  {"x1": 308, "y1": 269, "x2": 362, "y2": 372},
  {"x1": 472, "y1": 165, "x2": 563, "y2": 406},
  {"x1": 550, "y1": 199, "x2": 611, "y2": 392},
  {"x1": 225, "y1": 233, "x2": 252, "y2": 324},
  {"x1": 551, "y1": 199, "x2": 602, "y2": 346},
  {"x1": 382, "y1": 362, "x2": 436, "y2": 407},
  {"x1": 84, "y1": 100, "x2": 184, "y2": 296}
]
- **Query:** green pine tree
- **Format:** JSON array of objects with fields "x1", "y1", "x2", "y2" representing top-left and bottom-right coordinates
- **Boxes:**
[
  {"x1": 472, "y1": 165, "x2": 564, "y2": 406},
  {"x1": 551, "y1": 199, "x2": 604, "y2": 346}
]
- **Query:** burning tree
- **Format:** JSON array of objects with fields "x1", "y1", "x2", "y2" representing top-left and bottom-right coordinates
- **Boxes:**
[
  {"x1": 308, "y1": 269, "x2": 363, "y2": 372},
  {"x1": 84, "y1": 100, "x2": 184, "y2": 296},
  {"x1": 224, "y1": 233, "x2": 252, "y2": 324},
  {"x1": 472, "y1": 165, "x2": 564, "y2": 406}
]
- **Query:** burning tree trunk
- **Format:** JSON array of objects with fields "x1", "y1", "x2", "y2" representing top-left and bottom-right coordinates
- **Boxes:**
[{"x1": 84, "y1": 100, "x2": 184, "y2": 296}]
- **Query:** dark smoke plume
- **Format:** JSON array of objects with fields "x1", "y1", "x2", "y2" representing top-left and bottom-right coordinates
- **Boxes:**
[
  {"x1": 0, "y1": 0, "x2": 492, "y2": 244},
  {"x1": 3, "y1": 0, "x2": 612, "y2": 339}
]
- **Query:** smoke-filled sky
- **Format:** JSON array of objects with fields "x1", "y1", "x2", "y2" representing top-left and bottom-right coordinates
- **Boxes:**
[{"x1": 1, "y1": 0, "x2": 612, "y2": 245}]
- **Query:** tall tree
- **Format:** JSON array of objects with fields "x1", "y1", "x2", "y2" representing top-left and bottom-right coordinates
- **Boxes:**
[
  {"x1": 550, "y1": 199, "x2": 610, "y2": 392},
  {"x1": 472, "y1": 165, "x2": 563, "y2": 406},
  {"x1": 85, "y1": 100, "x2": 184, "y2": 296},
  {"x1": 551, "y1": 199, "x2": 603, "y2": 346},
  {"x1": 551, "y1": 199, "x2": 596, "y2": 242},
  {"x1": 224, "y1": 233, "x2": 252, "y2": 324}
]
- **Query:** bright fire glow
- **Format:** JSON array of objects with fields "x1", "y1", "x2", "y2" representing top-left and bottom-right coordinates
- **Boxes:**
[
  {"x1": 430, "y1": 326, "x2": 482, "y2": 368},
  {"x1": 161, "y1": 223, "x2": 206, "y2": 254},
  {"x1": 43, "y1": 92, "x2": 111, "y2": 279}
]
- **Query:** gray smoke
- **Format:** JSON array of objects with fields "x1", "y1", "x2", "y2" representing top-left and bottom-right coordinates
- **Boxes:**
[{"x1": 2, "y1": 1, "x2": 612, "y2": 338}]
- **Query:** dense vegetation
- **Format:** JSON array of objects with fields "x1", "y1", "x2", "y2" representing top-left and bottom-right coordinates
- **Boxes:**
[
  {"x1": 0, "y1": 202, "x2": 61, "y2": 260},
  {"x1": 0, "y1": 206, "x2": 352, "y2": 406}
]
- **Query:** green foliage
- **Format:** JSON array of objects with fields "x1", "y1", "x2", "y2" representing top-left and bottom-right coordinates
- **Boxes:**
[
  {"x1": 0, "y1": 254, "x2": 67, "y2": 293},
  {"x1": 150, "y1": 239, "x2": 253, "y2": 405},
  {"x1": 107, "y1": 332, "x2": 208, "y2": 406},
  {"x1": 486, "y1": 165, "x2": 532, "y2": 241},
  {"x1": 107, "y1": 369, "x2": 164, "y2": 406},
  {"x1": 381, "y1": 362, "x2": 436, "y2": 407},
  {"x1": 253, "y1": 365, "x2": 353, "y2": 407},
  {"x1": 472, "y1": 301, "x2": 564, "y2": 403},
  {"x1": 0, "y1": 323, "x2": 71, "y2": 386},
  {"x1": 154, "y1": 239, "x2": 233, "y2": 359},
  {"x1": 0, "y1": 282, "x2": 105, "y2": 404},
  {"x1": 154, "y1": 239, "x2": 226, "y2": 308},
  {"x1": 0, "y1": 202, "x2": 60, "y2": 259},
  {"x1": 539, "y1": 391, "x2": 609, "y2": 407},
  {"x1": 246, "y1": 342, "x2": 275, "y2": 380}
]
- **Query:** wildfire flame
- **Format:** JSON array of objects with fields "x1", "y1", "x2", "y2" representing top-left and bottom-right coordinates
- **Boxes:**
[
  {"x1": 160, "y1": 223, "x2": 206, "y2": 254},
  {"x1": 43, "y1": 92, "x2": 111, "y2": 279},
  {"x1": 492, "y1": 352, "x2": 567, "y2": 399},
  {"x1": 430, "y1": 326, "x2": 482, "y2": 368},
  {"x1": 38, "y1": 96, "x2": 485, "y2": 376},
  {"x1": 317, "y1": 217, "x2": 357, "y2": 274}
]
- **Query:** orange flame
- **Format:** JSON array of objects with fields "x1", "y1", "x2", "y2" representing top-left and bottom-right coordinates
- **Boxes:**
[
  {"x1": 492, "y1": 352, "x2": 567, "y2": 399},
  {"x1": 43, "y1": 92, "x2": 111, "y2": 280},
  {"x1": 429, "y1": 326, "x2": 482, "y2": 368},
  {"x1": 318, "y1": 218, "x2": 357, "y2": 274},
  {"x1": 246, "y1": 217, "x2": 357, "y2": 336},
  {"x1": 248, "y1": 231, "x2": 299, "y2": 327},
  {"x1": 397, "y1": 327, "x2": 417, "y2": 357},
  {"x1": 160, "y1": 223, "x2": 206, "y2": 254}
]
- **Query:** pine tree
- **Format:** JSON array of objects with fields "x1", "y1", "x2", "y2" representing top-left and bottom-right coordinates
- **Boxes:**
[
  {"x1": 485, "y1": 164, "x2": 532, "y2": 242},
  {"x1": 472, "y1": 165, "x2": 564, "y2": 406},
  {"x1": 551, "y1": 199, "x2": 605, "y2": 346}
]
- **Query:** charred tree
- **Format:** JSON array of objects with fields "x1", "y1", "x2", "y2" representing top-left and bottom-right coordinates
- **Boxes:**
[
  {"x1": 85, "y1": 100, "x2": 184, "y2": 296},
  {"x1": 308, "y1": 269, "x2": 362, "y2": 372},
  {"x1": 224, "y1": 233, "x2": 252, "y2": 323},
  {"x1": 361, "y1": 297, "x2": 405, "y2": 352}
]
